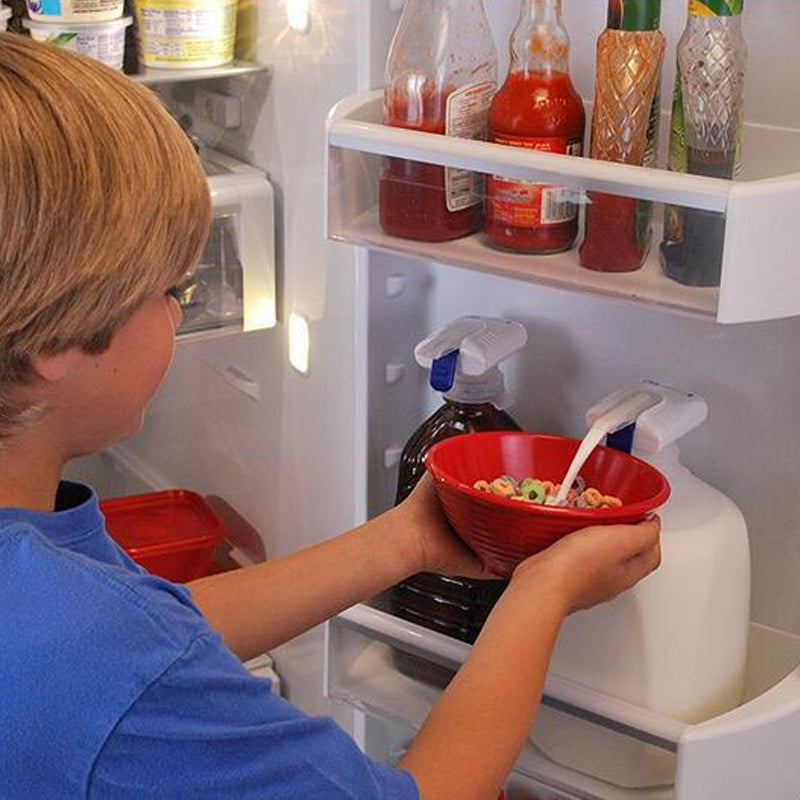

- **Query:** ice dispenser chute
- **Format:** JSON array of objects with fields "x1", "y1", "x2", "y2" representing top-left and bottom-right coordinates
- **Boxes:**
[{"x1": 532, "y1": 380, "x2": 751, "y2": 789}]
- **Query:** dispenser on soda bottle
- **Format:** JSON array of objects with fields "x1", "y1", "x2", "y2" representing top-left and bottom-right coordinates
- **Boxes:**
[
  {"x1": 531, "y1": 380, "x2": 751, "y2": 789},
  {"x1": 391, "y1": 317, "x2": 527, "y2": 645}
]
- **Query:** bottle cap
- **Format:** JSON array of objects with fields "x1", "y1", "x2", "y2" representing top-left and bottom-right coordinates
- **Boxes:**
[
  {"x1": 689, "y1": 0, "x2": 743, "y2": 17},
  {"x1": 607, "y1": 0, "x2": 662, "y2": 31}
]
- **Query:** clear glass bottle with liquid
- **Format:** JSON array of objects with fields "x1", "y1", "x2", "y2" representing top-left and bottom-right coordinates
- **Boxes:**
[
  {"x1": 379, "y1": 0, "x2": 497, "y2": 242},
  {"x1": 484, "y1": 0, "x2": 586, "y2": 255},
  {"x1": 661, "y1": 0, "x2": 747, "y2": 287},
  {"x1": 579, "y1": 0, "x2": 666, "y2": 273}
]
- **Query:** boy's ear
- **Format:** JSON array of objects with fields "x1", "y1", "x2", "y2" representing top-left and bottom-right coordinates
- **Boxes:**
[{"x1": 30, "y1": 351, "x2": 74, "y2": 383}]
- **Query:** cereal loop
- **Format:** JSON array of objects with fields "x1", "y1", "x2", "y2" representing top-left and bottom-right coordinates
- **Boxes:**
[
  {"x1": 489, "y1": 478, "x2": 517, "y2": 497},
  {"x1": 582, "y1": 488, "x2": 603, "y2": 507}
]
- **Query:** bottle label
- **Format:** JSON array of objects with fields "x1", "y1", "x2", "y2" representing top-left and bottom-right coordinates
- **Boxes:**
[
  {"x1": 607, "y1": 0, "x2": 662, "y2": 31},
  {"x1": 689, "y1": 0, "x2": 743, "y2": 17},
  {"x1": 487, "y1": 135, "x2": 582, "y2": 227},
  {"x1": 444, "y1": 81, "x2": 496, "y2": 212}
]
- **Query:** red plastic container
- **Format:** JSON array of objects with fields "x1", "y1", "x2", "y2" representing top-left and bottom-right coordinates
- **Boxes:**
[
  {"x1": 426, "y1": 431, "x2": 670, "y2": 578},
  {"x1": 101, "y1": 490, "x2": 226, "y2": 583}
]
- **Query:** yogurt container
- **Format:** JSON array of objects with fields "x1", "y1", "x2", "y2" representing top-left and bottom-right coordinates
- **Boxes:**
[
  {"x1": 134, "y1": 0, "x2": 237, "y2": 70},
  {"x1": 25, "y1": 0, "x2": 123, "y2": 23},
  {"x1": 22, "y1": 16, "x2": 132, "y2": 71},
  {"x1": 0, "y1": 5, "x2": 11, "y2": 27}
]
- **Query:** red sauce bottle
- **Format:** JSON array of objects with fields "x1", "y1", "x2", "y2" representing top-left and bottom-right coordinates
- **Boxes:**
[
  {"x1": 379, "y1": 0, "x2": 497, "y2": 242},
  {"x1": 484, "y1": 0, "x2": 585, "y2": 254}
]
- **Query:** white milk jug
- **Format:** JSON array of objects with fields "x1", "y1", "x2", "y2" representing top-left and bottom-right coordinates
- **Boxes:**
[{"x1": 531, "y1": 381, "x2": 751, "y2": 788}]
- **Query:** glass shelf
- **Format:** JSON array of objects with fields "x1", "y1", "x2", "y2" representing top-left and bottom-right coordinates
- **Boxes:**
[{"x1": 128, "y1": 60, "x2": 267, "y2": 86}]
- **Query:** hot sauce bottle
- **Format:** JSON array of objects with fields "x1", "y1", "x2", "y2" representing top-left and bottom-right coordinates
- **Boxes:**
[
  {"x1": 579, "y1": 0, "x2": 666, "y2": 272},
  {"x1": 484, "y1": 0, "x2": 586, "y2": 254},
  {"x1": 379, "y1": 0, "x2": 497, "y2": 242}
]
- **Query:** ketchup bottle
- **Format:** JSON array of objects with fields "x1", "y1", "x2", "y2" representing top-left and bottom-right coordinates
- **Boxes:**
[
  {"x1": 379, "y1": 0, "x2": 497, "y2": 242},
  {"x1": 484, "y1": 0, "x2": 585, "y2": 254}
]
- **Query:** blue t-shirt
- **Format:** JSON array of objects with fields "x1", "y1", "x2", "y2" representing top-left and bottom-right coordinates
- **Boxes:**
[{"x1": 0, "y1": 481, "x2": 418, "y2": 799}]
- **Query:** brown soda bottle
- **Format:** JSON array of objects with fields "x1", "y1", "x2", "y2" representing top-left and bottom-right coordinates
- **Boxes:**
[{"x1": 391, "y1": 318, "x2": 527, "y2": 646}]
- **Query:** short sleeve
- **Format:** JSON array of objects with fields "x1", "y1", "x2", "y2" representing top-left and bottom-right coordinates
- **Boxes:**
[{"x1": 88, "y1": 632, "x2": 419, "y2": 800}]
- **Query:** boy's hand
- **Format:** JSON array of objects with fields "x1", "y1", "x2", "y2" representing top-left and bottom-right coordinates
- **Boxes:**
[
  {"x1": 510, "y1": 517, "x2": 662, "y2": 615},
  {"x1": 394, "y1": 475, "x2": 494, "y2": 579}
]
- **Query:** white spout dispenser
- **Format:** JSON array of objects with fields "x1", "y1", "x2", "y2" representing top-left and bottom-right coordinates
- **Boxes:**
[
  {"x1": 414, "y1": 316, "x2": 527, "y2": 405},
  {"x1": 586, "y1": 379, "x2": 709, "y2": 456}
]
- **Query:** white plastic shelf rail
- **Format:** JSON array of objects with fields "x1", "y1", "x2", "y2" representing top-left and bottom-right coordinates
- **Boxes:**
[
  {"x1": 326, "y1": 90, "x2": 800, "y2": 324},
  {"x1": 326, "y1": 604, "x2": 800, "y2": 800}
]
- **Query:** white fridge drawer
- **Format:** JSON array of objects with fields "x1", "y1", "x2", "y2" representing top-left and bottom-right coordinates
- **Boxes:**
[
  {"x1": 326, "y1": 90, "x2": 800, "y2": 325},
  {"x1": 325, "y1": 604, "x2": 800, "y2": 799}
]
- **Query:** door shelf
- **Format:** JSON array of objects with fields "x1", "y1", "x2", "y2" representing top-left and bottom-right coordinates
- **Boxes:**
[
  {"x1": 325, "y1": 604, "x2": 800, "y2": 799},
  {"x1": 175, "y1": 150, "x2": 276, "y2": 339},
  {"x1": 326, "y1": 91, "x2": 800, "y2": 324}
]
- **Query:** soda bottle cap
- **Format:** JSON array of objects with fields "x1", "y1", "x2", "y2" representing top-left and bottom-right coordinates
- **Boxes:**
[
  {"x1": 689, "y1": 0, "x2": 743, "y2": 17},
  {"x1": 607, "y1": 0, "x2": 662, "y2": 31}
]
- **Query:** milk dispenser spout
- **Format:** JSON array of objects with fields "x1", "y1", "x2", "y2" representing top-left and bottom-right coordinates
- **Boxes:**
[
  {"x1": 586, "y1": 379, "x2": 709, "y2": 460},
  {"x1": 554, "y1": 388, "x2": 661, "y2": 505},
  {"x1": 534, "y1": 379, "x2": 751, "y2": 789}
]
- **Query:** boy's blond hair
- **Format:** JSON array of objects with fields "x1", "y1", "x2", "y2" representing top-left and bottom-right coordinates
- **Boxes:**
[{"x1": 0, "y1": 34, "x2": 212, "y2": 439}]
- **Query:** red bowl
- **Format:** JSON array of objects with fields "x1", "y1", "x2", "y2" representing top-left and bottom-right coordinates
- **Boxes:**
[{"x1": 426, "y1": 431, "x2": 670, "y2": 578}]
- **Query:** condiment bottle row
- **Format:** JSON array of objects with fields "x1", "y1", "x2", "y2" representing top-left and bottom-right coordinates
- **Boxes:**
[{"x1": 379, "y1": 0, "x2": 747, "y2": 289}]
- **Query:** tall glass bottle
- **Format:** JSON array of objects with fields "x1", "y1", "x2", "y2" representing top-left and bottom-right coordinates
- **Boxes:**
[
  {"x1": 661, "y1": 0, "x2": 747, "y2": 287},
  {"x1": 579, "y1": 0, "x2": 666, "y2": 272},
  {"x1": 379, "y1": 0, "x2": 497, "y2": 242},
  {"x1": 483, "y1": 0, "x2": 586, "y2": 254}
]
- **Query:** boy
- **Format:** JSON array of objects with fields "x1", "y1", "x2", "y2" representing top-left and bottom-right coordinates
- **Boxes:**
[{"x1": 0, "y1": 34, "x2": 661, "y2": 800}]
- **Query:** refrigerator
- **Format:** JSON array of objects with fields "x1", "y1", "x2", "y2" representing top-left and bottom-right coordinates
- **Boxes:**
[{"x1": 65, "y1": 0, "x2": 800, "y2": 796}]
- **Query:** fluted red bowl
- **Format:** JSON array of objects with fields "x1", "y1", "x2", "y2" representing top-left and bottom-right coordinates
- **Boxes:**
[{"x1": 426, "y1": 431, "x2": 670, "y2": 578}]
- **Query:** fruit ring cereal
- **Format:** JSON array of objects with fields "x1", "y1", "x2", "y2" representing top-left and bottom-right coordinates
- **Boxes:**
[{"x1": 472, "y1": 474, "x2": 622, "y2": 509}]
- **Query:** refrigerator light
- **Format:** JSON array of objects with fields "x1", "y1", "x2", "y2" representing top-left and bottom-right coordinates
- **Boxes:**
[
  {"x1": 288, "y1": 312, "x2": 310, "y2": 374},
  {"x1": 287, "y1": 0, "x2": 311, "y2": 32},
  {"x1": 249, "y1": 296, "x2": 277, "y2": 330}
]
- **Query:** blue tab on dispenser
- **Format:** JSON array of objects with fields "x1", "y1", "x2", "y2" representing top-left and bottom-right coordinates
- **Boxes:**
[
  {"x1": 607, "y1": 422, "x2": 636, "y2": 454},
  {"x1": 430, "y1": 350, "x2": 459, "y2": 392}
]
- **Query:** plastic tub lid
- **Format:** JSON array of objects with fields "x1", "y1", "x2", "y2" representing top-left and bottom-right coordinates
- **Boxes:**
[
  {"x1": 101, "y1": 490, "x2": 225, "y2": 558},
  {"x1": 22, "y1": 14, "x2": 132, "y2": 30}
]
